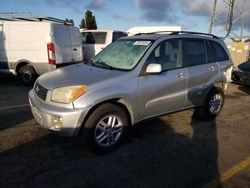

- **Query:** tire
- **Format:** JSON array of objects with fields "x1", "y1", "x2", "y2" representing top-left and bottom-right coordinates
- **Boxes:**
[
  {"x1": 194, "y1": 87, "x2": 225, "y2": 121},
  {"x1": 83, "y1": 103, "x2": 129, "y2": 154},
  {"x1": 18, "y1": 65, "x2": 37, "y2": 86}
]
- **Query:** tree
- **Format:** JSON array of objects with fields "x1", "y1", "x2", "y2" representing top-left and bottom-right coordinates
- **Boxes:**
[
  {"x1": 64, "y1": 18, "x2": 74, "y2": 26},
  {"x1": 79, "y1": 10, "x2": 97, "y2": 29}
]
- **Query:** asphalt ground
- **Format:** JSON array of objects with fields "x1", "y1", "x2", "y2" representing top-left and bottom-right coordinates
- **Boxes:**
[{"x1": 0, "y1": 75, "x2": 249, "y2": 188}]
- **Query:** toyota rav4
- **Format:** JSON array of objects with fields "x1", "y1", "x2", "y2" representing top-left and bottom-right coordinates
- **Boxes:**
[{"x1": 29, "y1": 31, "x2": 233, "y2": 153}]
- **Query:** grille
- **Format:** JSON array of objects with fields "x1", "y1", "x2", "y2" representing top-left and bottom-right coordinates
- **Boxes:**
[{"x1": 34, "y1": 82, "x2": 48, "y2": 101}]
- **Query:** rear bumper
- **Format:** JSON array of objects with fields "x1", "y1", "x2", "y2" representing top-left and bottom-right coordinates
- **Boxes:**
[{"x1": 29, "y1": 90, "x2": 90, "y2": 137}]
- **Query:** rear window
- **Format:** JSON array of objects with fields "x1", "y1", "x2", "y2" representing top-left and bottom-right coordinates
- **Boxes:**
[
  {"x1": 185, "y1": 39, "x2": 206, "y2": 66},
  {"x1": 212, "y1": 41, "x2": 229, "y2": 61},
  {"x1": 54, "y1": 26, "x2": 70, "y2": 46},
  {"x1": 82, "y1": 32, "x2": 107, "y2": 44}
]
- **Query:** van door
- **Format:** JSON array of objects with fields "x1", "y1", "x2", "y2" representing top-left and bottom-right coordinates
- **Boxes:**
[
  {"x1": 53, "y1": 25, "x2": 73, "y2": 64},
  {"x1": 68, "y1": 27, "x2": 83, "y2": 62},
  {"x1": 0, "y1": 23, "x2": 8, "y2": 70},
  {"x1": 139, "y1": 38, "x2": 187, "y2": 119}
]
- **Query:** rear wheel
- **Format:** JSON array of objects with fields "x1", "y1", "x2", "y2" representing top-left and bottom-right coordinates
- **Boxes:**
[
  {"x1": 194, "y1": 87, "x2": 225, "y2": 121},
  {"x1": 18, "y1": 65, "x2": 37, "y2": 86},
  {"x1": 83, "y1": 103, "x2": 129, "y2": 154}
]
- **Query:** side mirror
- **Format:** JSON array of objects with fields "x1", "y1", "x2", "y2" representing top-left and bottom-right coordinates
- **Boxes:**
[{"x1": 146, "y1": 63, "x2": 162, "y2": 74}]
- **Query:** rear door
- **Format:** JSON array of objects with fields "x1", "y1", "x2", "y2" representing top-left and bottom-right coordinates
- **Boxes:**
[
  {"x1": 184, "y1": 38, "x2": 219, "y2": 107},
  {"x1": 68, "y1": 27, "x2": 83, "y2": 62},
  {"x1": 139, "y1": 38, "x2": 188, "y2": 119},
  {"x1": 53, "y1": 25, "x2": 72, "y2": 64}
]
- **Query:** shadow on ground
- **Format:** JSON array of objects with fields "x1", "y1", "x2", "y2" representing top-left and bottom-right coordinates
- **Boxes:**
[{"x1": 0, "y1": 115, "x2": 221, "y2": 188}]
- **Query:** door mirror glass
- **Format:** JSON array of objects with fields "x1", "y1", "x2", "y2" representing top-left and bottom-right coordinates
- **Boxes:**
[{"x1": 146, "y1": 63, "x2": 162, "y2": 74}]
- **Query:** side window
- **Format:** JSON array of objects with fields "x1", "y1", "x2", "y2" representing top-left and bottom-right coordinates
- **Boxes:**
[
  {"x1": 82, "y1": 32, "x2": 107, "y2": 44},
  {"x1": 212, "y1": 41, "x2": 229, "y2": 61},
  {"x1": 185, "y1": 39, "x2": 206, "y2": 66},
  {"x1": 206, "y1": 40, "x2": 217, "y2": 63},
  {"x1": 147, "y1": 39, "x2": 183, "y2": 71},
  {"x1": 112, "y1": 32, "x2": 127, "y2": 42},
  {"x1": 93, "y1": 32, "x2": 107, "y2": 44}
]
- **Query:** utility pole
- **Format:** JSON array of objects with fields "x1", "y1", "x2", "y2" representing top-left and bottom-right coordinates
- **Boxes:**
[
  {"x1": 208, "y1": 0, "x2": 217, "y2": 34},
  {"x1": 208, "y1": 0, "x2": 245, "y2": 40}
]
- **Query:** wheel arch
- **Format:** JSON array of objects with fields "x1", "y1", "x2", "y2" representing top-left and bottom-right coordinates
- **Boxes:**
[
  {"x1": 15, "y1": 59, "x2": 38, "y2": 75},
  {"x1": 203, "y1": 82, "x2": 226, "y2": 103},
  {"x1": 79, "y1": 98, "x2": 134, "y2": 135}
]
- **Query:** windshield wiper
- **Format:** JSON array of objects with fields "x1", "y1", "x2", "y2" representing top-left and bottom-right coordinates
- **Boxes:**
[{"x1": 92, "y1": 61, "x2": 114, "y2": 70}]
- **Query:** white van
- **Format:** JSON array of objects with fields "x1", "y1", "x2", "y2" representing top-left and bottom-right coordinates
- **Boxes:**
[
  {"x1": 81, "y1": 30, "x2": 127, "y2": 61},
  {"x1": 0, "y1": 17, "x2": 83, "y2": 85}
]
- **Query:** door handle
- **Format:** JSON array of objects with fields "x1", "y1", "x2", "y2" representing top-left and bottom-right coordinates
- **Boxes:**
[
  {"x1": 73, "y1": 48, "x2": 77, "y2": 51},
  {"x1": 176, "y1": 72, "x2": 184, "y2": 79},
  {"x1": 208, "y1": 66, "x2": 216, "y2": 72}
]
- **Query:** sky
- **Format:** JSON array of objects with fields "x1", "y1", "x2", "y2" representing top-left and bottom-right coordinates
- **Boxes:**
[{"x1": 0, "y1": 0, "x2": 249, "y2": 38}]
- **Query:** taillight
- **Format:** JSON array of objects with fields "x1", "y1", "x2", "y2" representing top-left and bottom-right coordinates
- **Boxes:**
[{"x1": 47, "y1": 42, "x2": 56, "y2": 65}]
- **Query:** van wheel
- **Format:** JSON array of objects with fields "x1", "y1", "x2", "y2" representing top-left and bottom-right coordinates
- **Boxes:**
[
  {"x1": 84, "y1": 103, "x2": 129, "y2": 154},
  {"x1": 18, "y1": 65, "x2": 37, "y2": 86},
  {"x1": 194, "y1": 87, "x2": 224, "y2": 121}
]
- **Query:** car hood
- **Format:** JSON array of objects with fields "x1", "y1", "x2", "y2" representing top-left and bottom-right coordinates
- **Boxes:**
[
  {"x1": 37, "y1": 63, "x2": 127, "y2": 89},
  {"x1": 238, "y1": 61, "x2": 250, "y2": 72}
]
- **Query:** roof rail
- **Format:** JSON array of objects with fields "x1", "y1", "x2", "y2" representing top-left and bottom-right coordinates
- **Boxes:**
[
  {"x1": 170, "y1": 31, "x2": 219, "y2": 39},
  {"x1": 0, "y1": 15, "x2": 73, "y2": 25},
  {"x1": 34, "y1": 16, "x2": 72, "y2": 25},
  {"x1": 136, "y1": 30, "x2": 219, "y2": 39}
]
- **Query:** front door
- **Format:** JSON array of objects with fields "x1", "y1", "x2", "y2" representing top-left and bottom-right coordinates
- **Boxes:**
[{"x1": 138, "y1": 38, "x2": 188, "y2": 120}]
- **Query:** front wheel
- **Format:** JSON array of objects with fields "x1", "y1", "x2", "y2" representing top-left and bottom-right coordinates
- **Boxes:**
[
  {"x1": 83, "y1": 103, "x2": 129, "y2": 154},
  {"x1": 194, "y1": 87, "x2": 225, "y2": 121}
]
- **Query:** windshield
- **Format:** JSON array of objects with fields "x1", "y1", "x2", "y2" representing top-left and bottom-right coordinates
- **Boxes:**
[{"x1": 91, "y1": 39, "x2": 152, "y2": 70}]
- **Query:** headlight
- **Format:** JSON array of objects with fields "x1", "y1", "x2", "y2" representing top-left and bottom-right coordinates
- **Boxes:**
[{"x1": 51, "y1": 85, "x2": 88, "y2": 104}]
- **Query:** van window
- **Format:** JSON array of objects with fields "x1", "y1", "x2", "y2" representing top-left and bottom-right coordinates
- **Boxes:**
[
  {"x1": 212, "y1": 41, "x2": 229, "y2": 61},
  {"x1": 147, "y1": 39, "x2": 183, "y2": 71},
  {"x1": 185, "y1": 39, "x2": 206, "y2": 67},
  {"x1": 82, "y1": 32, "x2": 107, "y2": 44},
  {"x1": 112, "y1": 32, "x2": 127, "y2": 42},
  {"x1": 54, "y1": 26, "x2": 70, "y2": 46}
]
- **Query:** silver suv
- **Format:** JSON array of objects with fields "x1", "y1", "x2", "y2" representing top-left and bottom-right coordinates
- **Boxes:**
[{"x1": 29, "y1": 31, "x2": 233, "y2": 153}]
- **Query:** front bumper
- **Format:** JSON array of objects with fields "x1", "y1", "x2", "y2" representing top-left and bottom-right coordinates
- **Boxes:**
[{"x1": 29, "y1": 90, "x2": 90, "y2": 137}]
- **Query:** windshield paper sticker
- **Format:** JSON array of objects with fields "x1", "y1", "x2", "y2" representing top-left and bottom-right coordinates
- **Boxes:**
[{"x1": 133, "y1": 41, "x2": 151, "y2": 46}]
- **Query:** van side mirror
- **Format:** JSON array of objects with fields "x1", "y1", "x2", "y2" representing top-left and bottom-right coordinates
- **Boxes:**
[{"x1": 146, "y1": 63, "x2": 162, "y2": 74}]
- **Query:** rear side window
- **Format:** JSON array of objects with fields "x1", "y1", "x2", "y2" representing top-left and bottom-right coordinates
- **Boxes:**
[
  {"x1": 206, "y1": 40, "x2": 217, "y2": 63},
  {"x1": 82, "y1": 32, "x2": 107, "y2": 44},
  {"x1": 212, "y1": 41, "x2": 229, "y2": 61},
  {"x1": 185, "y1": 39, "x2": 206, "y2": 66},
  {"x1": 112, "y1": 32, "x2": 127, "y2": 42}
]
